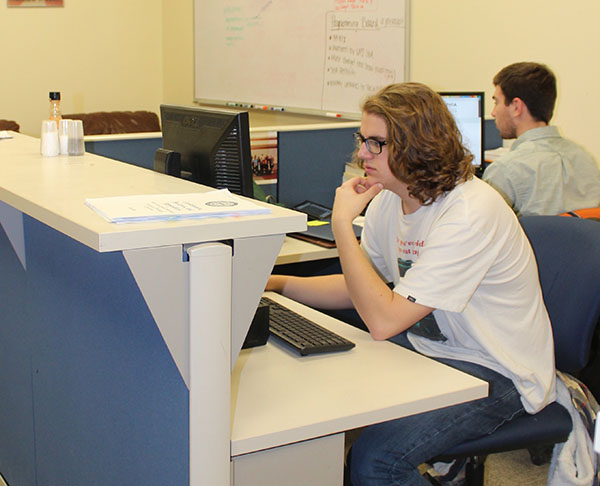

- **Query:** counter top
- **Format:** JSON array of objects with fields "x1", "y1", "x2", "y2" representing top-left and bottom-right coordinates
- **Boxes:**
[{"x1": 0, "y1": 132, "x2": 305, "y2": 252}]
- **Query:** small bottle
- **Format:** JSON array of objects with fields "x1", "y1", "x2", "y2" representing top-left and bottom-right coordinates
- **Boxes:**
[{"x1": 49, "y1": 91, "x2": 62, "y2": 127}]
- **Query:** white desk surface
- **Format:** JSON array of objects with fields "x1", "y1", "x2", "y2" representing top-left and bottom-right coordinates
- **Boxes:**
[
  {"x1": 84, "y1": 131, "x2": 162, "y2": 142},
  {"x1": 231, "y1": 292, "x2": 488, "y2": 457},
  {"x1": 276, "y1": 236, "x2": 338, "y2": 265},
  {"x1": 276, "y1": 217, "x2": 364, "y2": 265},
  {"x1": 0, "y1": 132, "x2": 305, "y2": 252},
  {"x1": 82, "y1": 121, "x2": 360, "y2": 142}
]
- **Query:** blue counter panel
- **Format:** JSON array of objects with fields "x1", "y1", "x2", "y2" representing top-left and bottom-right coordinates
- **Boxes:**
[
  {"x1": 85, "y1": 137, "x2": 162, "y2": 170},
  {"x1": 0, "y1": 216, "x2": 188, "y2": 486},
  {"x1": 0, "y1": 215, "x2": 35, "y2": 485}
]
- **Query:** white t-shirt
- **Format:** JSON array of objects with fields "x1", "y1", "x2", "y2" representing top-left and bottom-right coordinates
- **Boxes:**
[{"x1": 361, "y1": 177, "x2": 556, "y2": 413}]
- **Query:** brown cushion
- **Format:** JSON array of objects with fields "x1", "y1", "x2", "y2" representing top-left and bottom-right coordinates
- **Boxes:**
[
  {"x1": 0, "y1": 119, "x2": 20, "y2": 132},
  {"x1": 62, "y1": 111, "x2": 160, "y2": 135}
]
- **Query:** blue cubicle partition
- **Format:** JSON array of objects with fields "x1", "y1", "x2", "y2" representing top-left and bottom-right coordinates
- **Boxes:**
[
  {"x1": 277, "y1": 126, "x2": 357, "y2": 210},
  {"x1": 82, "y1": 121, "x2": 501, "y2": 208},
  {"x1": 276, "y1": 119, "x2": 502, "y2": 212},
  {"x1": 484, "y1": 119, "x2": 502, "y2": 150},
  {"x1": 85, "y1": 136, "x2": 163, "y2": 170},
  {"x1": 0, "y1": 217, "x2": 188, "y2": 485}
]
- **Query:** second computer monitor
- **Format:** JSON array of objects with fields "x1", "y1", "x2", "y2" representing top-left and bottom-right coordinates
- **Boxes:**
[{"x1": 439, "y1": 92, "x2": 485, "y2": 167}]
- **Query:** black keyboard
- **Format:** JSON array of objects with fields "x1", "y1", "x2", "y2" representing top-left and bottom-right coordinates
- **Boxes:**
[{"x1": 261, "y1": 297, "x2": 355, "y2": 356}]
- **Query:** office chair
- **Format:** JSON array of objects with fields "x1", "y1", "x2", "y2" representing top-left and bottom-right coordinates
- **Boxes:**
[
  {"x1": 0, "y1": 119, "x2": 19, "y2": 132},
  {"x1": 561, "y1": 207, "x2": 600, "y2": 222},
  {"x1": 433, "y1": 215, "x2": 600, "y2": 486},
  {"x1": 62, "y1": 111, "x2": 160, "y2": 135}
]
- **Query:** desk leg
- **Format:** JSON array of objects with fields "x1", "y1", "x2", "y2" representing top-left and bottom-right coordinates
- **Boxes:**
[{"x1": 188, "y1": 243, "x2": 232, "y2": 486}]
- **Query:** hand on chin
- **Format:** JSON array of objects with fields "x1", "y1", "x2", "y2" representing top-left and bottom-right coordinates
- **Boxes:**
[{"x1": 360, "y1": 176, "x2": 380, "y2": 192}]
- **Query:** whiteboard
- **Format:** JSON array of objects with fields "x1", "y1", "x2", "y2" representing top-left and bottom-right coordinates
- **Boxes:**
[{"x1": 194, "y1": 0, "x2": 409, "y2": 118}]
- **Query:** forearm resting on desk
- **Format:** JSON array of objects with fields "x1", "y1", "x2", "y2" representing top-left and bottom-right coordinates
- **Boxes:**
[
  {"x1": 266, "y1": 274, "x2": 353, "y2": 310},
  {"x1": 333, "y1": 210, "x2": 434, "y2": 341}
]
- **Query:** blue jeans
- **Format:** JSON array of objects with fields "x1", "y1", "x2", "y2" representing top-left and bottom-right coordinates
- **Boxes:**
[{"x1": 350, "y1": 333, "x2": 525, "y2": 486}]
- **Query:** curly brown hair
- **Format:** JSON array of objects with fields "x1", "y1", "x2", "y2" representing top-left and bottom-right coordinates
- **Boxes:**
[{"x1": 358, "y1": 82, "x2": 473, "y2": 205}]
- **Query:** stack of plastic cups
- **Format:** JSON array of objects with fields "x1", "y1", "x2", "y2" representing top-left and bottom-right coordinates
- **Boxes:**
[
  {"x1": 68, "y1": 119, "x2": 85, "y2": 156},
  {"x1": 58, "y1": 119, "x2": 70, "y2": 155},
  {"x1": 53, "y1": 119, "x2": 85, "y2": 156},
  {"x1": 40, "y1": 119, "x2": 59, "y2": 157}
]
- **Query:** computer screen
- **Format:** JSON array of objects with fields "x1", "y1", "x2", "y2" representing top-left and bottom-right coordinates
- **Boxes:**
[
  {"x1": 159, "y1": 104, "x2": 254, "y2": 197},
  {"x1": 439, "y1": 92, "x2": 485, "y2": 166}
]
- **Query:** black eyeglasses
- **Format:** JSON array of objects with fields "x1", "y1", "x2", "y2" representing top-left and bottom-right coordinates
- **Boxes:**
[{"x1": 354, "y1": 131, "x2": 387, "y2": 155}]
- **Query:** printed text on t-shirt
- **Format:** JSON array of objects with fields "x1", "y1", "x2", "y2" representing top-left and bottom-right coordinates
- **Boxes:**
[{"x1": 398, "y1": 238, "x2": 424, "y2": 256}]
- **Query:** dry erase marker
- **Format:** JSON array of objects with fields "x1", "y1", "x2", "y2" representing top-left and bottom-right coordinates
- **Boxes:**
[
  {"x1": 326, "y1": 112, "x2": 342, "y2": 118},
  {"x1": 270, "y1": 107, "x2": 284, "y2": 111}
]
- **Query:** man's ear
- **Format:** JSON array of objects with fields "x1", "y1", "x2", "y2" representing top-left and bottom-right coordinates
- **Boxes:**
[{"x1": 511, "y1": 97, "x2": 527, "y2": 119}]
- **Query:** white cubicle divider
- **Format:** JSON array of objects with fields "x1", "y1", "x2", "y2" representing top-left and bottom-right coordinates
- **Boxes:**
[
  {"x1": 230, "y1": 234, "x2": 286, "y2": 369},
  {"x1": 123, "y1": 245, "x2": 190, "y2": 385},
  {"x1": 0, "y1": 132, "x2": 306, "y2": 486},
  {"x1": 0, "y1": 200, "x2": 26, "y2": 270}
]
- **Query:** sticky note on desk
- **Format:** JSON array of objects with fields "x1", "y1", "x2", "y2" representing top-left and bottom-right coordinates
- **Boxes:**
[{"x1": 307, "y1": 220, "x2": 330, "y2": 227}]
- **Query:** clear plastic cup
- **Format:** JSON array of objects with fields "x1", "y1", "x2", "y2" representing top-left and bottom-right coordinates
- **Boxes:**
[
  {"x1": 68, "y1": 119, "x2": 85, "y2": 156},
  {"x1": 58, "y1": 119, "x2": 70, "y2": 155}
]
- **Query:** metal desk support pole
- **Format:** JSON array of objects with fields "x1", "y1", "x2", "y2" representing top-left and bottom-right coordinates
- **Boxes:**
[{"x1": 188, "y1": 242, "x2": 232, "y2": 486}]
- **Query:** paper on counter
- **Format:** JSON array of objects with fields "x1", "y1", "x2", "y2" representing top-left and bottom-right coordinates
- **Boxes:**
[{"x1": 85, "y1": 189, "x2": 270, "y2": 223}]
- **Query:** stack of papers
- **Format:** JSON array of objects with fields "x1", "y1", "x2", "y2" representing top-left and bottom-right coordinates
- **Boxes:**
[
  {"x1": 343, "y1": 161, "x2": 365, "y2": 183},
  {"x1": 484, "y1": 147, "x2": 511, "y2": 163},
  {"x1": 85, "y1": 189, "x2": 271, "y2": 224}
]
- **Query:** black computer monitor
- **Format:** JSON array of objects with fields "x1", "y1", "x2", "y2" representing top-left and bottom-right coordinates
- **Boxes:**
[
  {"x1": 439, "y1": 92, "x2": 485, "y2": 167},
  {"x1": 158, "y1": 104, "x2": 254, "y2": 198}
]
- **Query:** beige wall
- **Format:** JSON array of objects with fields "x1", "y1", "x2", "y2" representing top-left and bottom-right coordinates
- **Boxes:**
[
  {"x1": 0, "y1": 0, "x2": 163, "y2": 137},
  {"x1": 161, "y1": 0, "x2": 193, "y2": 107},
  {"x1": 409, "y1": 0, "x2": 600, "y2": 161},
  {"x1": 4, "y1": 0, "x2": 600, "y2": 161},
  {"x1": 165, "y1": 0, "x2": 600, "y2": 159}
]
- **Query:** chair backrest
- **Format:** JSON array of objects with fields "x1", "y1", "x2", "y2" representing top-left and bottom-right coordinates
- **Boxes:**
[
  {"x1": 0, "y1": 119, "x2": 20, "y2": 132},
  {"x1": 560, "y1": 207, "x2": 600, "y2": 222},
  {"x1": 520, "y1": 216, "x2": 600, "y2": 373},
  {"x1": 62, "y1": 111, "x2": 160, "y2": 135}
]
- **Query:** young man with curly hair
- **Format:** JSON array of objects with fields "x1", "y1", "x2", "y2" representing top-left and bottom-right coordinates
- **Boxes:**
[
  {"x1": 483, "y1": 62, "x2": 600, "y2": 216},
  {"x1": 267, "y1": 82, "x2": 556, "y2": 485}
]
